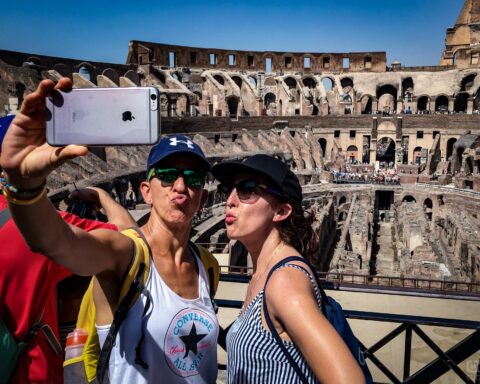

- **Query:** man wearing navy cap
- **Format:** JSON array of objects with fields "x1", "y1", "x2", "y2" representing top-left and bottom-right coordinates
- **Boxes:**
[{"x1": 0, "y1": 78, "x2": 219, "y2": 383}]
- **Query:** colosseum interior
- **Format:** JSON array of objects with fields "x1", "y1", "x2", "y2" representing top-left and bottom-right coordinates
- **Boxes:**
[{"x1": 1, "y1": 0, "x2": 480, "y2": 288}]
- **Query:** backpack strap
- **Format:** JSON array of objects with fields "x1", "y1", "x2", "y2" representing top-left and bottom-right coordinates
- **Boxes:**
[
  {"x1": 0, "y1": 207, "x2": 11, "y2": 229},
  {"x1": 192, "y1": 242, "x2": 219, "y2": 298},
  {"x1": 262, "y1": 256, "x2": 323, "y2": 384},
  {"x1": 96, "y1": 227, "x2": 150, "y2": 384}
]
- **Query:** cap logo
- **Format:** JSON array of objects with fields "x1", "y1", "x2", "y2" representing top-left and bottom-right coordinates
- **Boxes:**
[{"x1": 169, "y1": 137, "x2": 194, "y2": 149}]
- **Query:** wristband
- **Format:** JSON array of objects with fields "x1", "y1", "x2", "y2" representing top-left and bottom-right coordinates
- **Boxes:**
[
  {"x1": 0, "y1": 174, "x2": 47, "y2": 205},
  {"x1": 2, "y1": 184, "x2": 47, "y2": 205}
]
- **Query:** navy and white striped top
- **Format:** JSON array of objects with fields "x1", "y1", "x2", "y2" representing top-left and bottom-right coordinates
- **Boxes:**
[{"x1": 226, "y1": 264, "x2": 321, "y2": 384}]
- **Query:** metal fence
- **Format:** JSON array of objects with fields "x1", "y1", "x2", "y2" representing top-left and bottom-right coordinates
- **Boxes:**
[
  {"x1": 218, "y1": 267, "x2": 480, "y2": 294},
  {"x1": 216, "y1": 292, "x2": 480, "y2": 383}
]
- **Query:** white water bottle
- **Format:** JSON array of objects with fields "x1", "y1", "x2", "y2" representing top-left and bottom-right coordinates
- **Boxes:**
[{"x1": 64, "y1": 328, "x2": 88, "y2": 360}]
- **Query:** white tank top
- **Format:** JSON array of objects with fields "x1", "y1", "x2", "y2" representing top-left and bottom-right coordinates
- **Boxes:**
[{"x1": 97, "y1": 247, "x2": 219, "y2": 383}]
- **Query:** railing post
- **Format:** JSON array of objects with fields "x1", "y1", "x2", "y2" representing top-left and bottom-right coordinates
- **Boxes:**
[{"x1": 403, "y1": 326, "x2": 412, "y2": 380}]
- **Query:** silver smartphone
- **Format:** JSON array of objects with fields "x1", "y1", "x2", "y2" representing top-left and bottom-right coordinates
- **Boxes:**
[{"x1": 46, "y1": 87, "x2": 160, "y2": 146}]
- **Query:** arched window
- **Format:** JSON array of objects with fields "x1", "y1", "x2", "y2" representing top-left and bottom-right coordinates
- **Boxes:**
[
  {"x1": 321, "y1": 77, "x2": 334, "y2": 92},
  {"x1": 435, "y1": 96, "x2": 449, "y2": 112}
]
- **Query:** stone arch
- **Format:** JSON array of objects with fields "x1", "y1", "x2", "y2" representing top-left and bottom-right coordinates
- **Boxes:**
[
  {"x1": 264, "y1": 93, "x2": 276, "y2": 108},
  {"x1": 402, "y1": 195, "x2": 416, "y2": 203},
  {"x1": 264, "y1": 77, "x2": 276, "y2": 86},
  {"x1": 193, "y1": 91, "x2": 202, "y2": 101},
  {"x1": 102, "y1": 68, "x2": 120, "y2": 85},
  {"x1": 213, "y1": 74, "x2": 224, "y2": 86},
  {"x1": 346, "y1": 145, "x2": 358, "y2": 163},
  {"x1": 360, "y1": 94, "x2": 373, "y2": 114},
  {"x1": 302, "y1": 76, "x2": 317, "y2": 89},
  {"x1": 377, "y1": 84, "x2": 398, "y2": 113},
  {"x1": 413, "y1": 146, "x2": 424, "y2": 165},
  {"x1": 435, "y1": 95, "x2": 449, "y2": 112},
  {"x1": 454, "y1": 92, "x2": 469, "y2": 112},
  {"x1": 231, "y1": 76, "x2": 242, "y2": 88},
  {"x1": 77, "y1": 62, "x2": 95, "y2": 83},
  {"x1": 338, "y1": 210, "x2": 348, "y2": 222},
  {"x1": 460, "y1": 73, "x2": 477, "y2": 92},
  {"x1": 321, "y1": 77, "x2": 334, "y2": 92},
  {"x1": 248, "y1": 76, "x2": 257, "y2": 88},
  {"x1": 340, "y1": 77, "x2": 353, "y2": 92},
  {"x1": 424, "y1": 198, "x2": 433, "y2": 221},
  {"x1": 424, "y1": 198, "x2": 433, "y2": 209},
  {"x1": 284, "y1": 77, "x2": 297, "y2": 89},
  {"x1": 447, "y1": 138, "x2": 457, "y2": 160},
  {"x1": 318, "y1": 138, "x2": 327, "y2": 157},
  {"x1": 53, "y1": 63, "x2": 72, "y2": 78},
  {"x1": 456, "y1": 146, "x2": 465, "y2": 172},
  {"x1": 376, "y1": 137, "x2": 396, "y2": 163},
  {"x1": 338, "y1": 195, "x2": 347, "y2": 205},
  {"x1": 465, "y1": 157, "x2": 474, "y2": 174},
  {"x1": 172, "y1": 71, "x2": 182, "y2": 82},
  {"x1": 24, "y1": 56, "x2": 44, "y2": 66},
  {"x1": 124, "y1": 69, "x2": 140, "y2": 85},
  {"x1": 226, "y1": 96, "x2": 239, "y2": 118},
  {"x1": 417, "y1": 95, "x2": 429, "y2": 112},
  {"x1": 402, "y1": 77, "x2": 414, "y2": 100}
]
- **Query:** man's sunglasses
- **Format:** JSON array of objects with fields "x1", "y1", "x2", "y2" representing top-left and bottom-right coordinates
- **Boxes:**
[
  {"x1": 217, "y1": 179, "x2": 285, "y2": 203},
  {"x1": 147, "y1": 167, "x2": 206, "y2": 187}
]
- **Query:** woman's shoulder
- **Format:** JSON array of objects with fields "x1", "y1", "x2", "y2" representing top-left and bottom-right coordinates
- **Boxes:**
[{"x1": 265, "y1": 257, "x2": 317, "y2": 302}]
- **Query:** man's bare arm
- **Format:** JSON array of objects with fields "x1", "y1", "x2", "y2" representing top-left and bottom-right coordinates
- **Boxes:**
[{"x1": 70, "y1": 187, "x2": 137, "y2": 230}]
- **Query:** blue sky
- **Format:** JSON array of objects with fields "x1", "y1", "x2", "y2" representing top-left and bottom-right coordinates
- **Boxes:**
[{"x1": 2, "y1": 0, "x2": 465, "y2": 67}]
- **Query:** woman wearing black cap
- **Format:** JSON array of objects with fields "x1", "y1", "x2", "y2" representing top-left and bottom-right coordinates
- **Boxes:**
[{"x1": 212, "y1": 154, "x2": 365, "y2": 384}]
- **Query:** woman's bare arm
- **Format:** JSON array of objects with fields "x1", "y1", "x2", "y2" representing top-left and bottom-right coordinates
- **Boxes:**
[
  {"x1": 0, "y1": 78, "x2": 133, "y2": 278},
  {"x1": 265, "y1": 266, "x2": 366, "y2": 384}
]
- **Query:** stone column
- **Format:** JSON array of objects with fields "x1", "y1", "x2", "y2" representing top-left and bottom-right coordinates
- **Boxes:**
[
  {"x1": 467, "y1": 97, "x2": 474, "y2": 114},
  {"x1": 448, "y1": 97, "x2": 454, "y2": 113}
]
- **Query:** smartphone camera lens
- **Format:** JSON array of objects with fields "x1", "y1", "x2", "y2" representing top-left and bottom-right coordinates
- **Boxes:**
[{"x1": 150, "y1": 94, "x2": 157, "y2": 101}]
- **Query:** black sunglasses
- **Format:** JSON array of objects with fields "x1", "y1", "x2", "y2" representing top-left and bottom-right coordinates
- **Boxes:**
[
  {"x1": 148, "y1": 167, "x2": 206, "y2": 187},
  {"x1": 217, "y1": 179, "x2": 285, "y2": 203}
]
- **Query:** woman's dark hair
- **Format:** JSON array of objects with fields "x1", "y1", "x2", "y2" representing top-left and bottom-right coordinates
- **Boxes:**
[{"x1": 278, "y1": 201, "x2": 319, "y2": 260}]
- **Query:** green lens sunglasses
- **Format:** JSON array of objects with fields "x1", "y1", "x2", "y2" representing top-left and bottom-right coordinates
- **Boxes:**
[{"x1": 147, "y1": 167, "x2": 206, "y2": 187}]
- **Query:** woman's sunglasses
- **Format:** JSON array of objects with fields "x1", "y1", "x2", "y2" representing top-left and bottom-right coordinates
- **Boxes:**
[
  {"x1": 217, "y1": 179, "x2": 285, "y2": 203},
  {"x1": 148, "y1": 167, "x2": 206, "y2": 187}
]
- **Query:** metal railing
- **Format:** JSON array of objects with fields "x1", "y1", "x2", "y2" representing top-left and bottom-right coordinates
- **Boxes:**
[
  {"x1": 218, "y1": 267, "x2": 480, "y2": 294},
  {"x1": 216, "y1": 295, "x2": 480, "y2": 384}
]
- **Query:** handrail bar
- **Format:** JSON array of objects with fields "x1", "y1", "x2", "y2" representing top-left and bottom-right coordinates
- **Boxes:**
[
  {"x1": 218, "y1": 268, "x2": 480, "y2": 293},
  {"x1": 215, "y1": 299, "x2": 480, "y2": 330}
]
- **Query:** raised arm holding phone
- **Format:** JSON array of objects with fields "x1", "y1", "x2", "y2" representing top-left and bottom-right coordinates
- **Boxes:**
[{"x1": 1, "y1": 78, "x2": 219, "y2": 383}]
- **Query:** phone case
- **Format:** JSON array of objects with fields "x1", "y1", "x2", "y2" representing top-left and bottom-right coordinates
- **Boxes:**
[{"x1": 46, "y1": 87, "x2": 160, "y2": 146}]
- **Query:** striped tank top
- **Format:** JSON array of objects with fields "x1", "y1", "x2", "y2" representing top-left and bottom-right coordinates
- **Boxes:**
[{"x1": 226, "y1": 264, "x2": 321, "y2": 384}]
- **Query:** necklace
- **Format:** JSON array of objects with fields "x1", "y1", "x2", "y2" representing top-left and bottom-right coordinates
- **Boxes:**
[
  {"x1": 252, "y1": 241, "x2": 284, "y2": 285},
  {"x1": 243, "y1": 241, "x2": 284, "y2": 310}
]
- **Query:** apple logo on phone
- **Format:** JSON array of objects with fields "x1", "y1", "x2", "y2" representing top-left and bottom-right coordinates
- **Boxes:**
[{"x1": 122, "y1": 111, "x2": 135, "y2": 121}]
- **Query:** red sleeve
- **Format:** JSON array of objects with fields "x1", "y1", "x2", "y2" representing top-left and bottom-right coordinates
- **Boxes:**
[{"x1": 59, "y1": 211, "x2": 118, "y2": 232}]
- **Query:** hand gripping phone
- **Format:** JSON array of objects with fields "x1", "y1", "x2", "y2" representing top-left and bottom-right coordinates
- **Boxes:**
[{"x1": 46, "y1": 87, "x2": 160, "y2": 146}]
